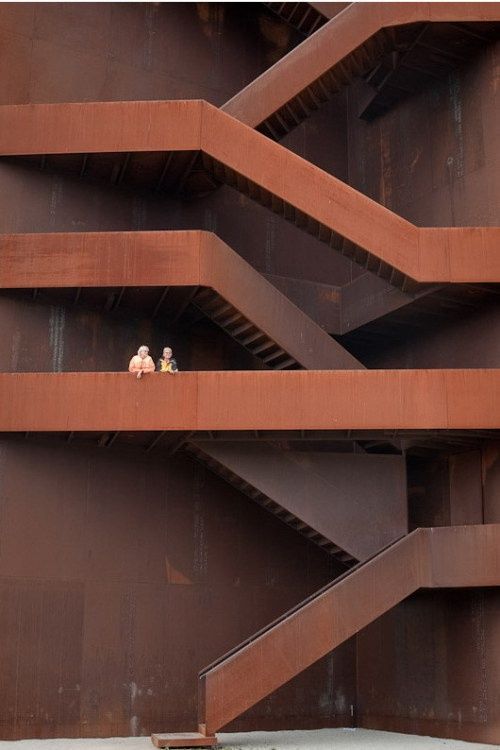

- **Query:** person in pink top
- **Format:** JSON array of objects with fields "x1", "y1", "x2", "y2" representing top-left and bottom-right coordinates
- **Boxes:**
[{"x1": 128, "y1": 345, "x2": 155, "y2": 380}]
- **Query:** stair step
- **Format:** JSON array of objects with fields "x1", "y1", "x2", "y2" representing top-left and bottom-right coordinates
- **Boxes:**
[
  {"x1": 241, "y1": 330, "x2": 266, "y2": 346},
  {"x1": 274, "y1": 357, "x2": 296, "y2": 370},
  {"x1": 232, "y1": 321, "x2": 254, "y2": 337},
  {"x1": 262, "y1": 348, "x2": 286, "y2": 364},
  {"x1": 152, "y1": 733, "x2": 217, "y2": 749},
  {"x1": 211, "y1": 302, "x2": 234, "y2": 319},
  {"x1": 252, "y1": 339, "x2": 276, "y2": 356},
  {"x1": 218, "y1": 311, "x2": 243, "y2": 328}
]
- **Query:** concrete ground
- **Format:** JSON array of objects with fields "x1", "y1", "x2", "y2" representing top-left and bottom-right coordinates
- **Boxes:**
[{"x1": 0, "y1": 728, "x2": 498, "y2": 749}]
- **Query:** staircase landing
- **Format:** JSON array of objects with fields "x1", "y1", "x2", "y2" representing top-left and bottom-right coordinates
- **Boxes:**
[{"x1": 151, "y1": 733, "x2": 217, "y2": 749}]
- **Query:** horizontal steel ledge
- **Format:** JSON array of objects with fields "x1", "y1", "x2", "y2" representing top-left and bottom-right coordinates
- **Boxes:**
[
  {"x1": 0, "y1": 370, "x2": 498, "y2": 432},
  {"x1": 0, "y1": 101, "x2": 498, "y2": 283}
]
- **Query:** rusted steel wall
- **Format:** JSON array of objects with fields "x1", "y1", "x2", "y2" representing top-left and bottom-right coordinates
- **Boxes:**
[
  {"x1": 356, "y1": 305, "x2": 500, "y2": 370},
  {"x1": 483, "y1": 442, "x2": 500, "y2": 523},
  {"x1": 0, "y1": 3, "x2": 356, "y2": 738},
  {"x1": 372, "y1": 448, "x2": 499, "y2": 743},
  {"x1": 356, "y1": 589, "x2": 500, "y2": 744},
  {"x1": 0, "y1": 294, "x2": 261, "y2": 375},
  {"x1": 408, "y1": 444, "x2": 498, "y2": 531},
  {"x1": 0, "y1": 439, "x2": 355, "y2": 739},
  {"x1": 347, "y1": 42, "x2": 499, "y2": 228}
]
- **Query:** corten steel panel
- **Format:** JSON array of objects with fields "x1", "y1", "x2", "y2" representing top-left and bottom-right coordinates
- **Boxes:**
[
  {"x1": 199, "y1": 525, "x2": 500, "y2": 734},
  {"x1": 0, "y1": 370, "x2": 499, "y2": 432},
  {"x1": 191, "y1": 441, "x2": 407, "y2": 560},
  {"x1": 356, "y1": 588, "x2": 500, "y2": 744},
  {"x1": 0, "y1": 100, "x2": 499, "y2": 283},
  {"x1": 0, "y1": 4, "x2": 302, "y2": 108},
  {"x1": 0, "y1": 230, "x2": 363, "y2": 370},
  {"x1": 365, "y1": 304, "x2": 500, "y2": 371},
  {"x1": 0, "y1": 440, "x2": 348, "y2": 739},
  {"x1": 0, "y1": 99, "x2": 203, "y2": 154},
  {"x1": 428, "y1": 524, "x2": 500, "y2": 587},
  {"x1": 197, "y1": 370, "x2": 500, "y2": 431},
  {"x1": 449, "y1": 451, "x2": 484, "y2": 525},
  {"x1": 222, "y1": 3, "x2": 500, "y2": 130},
  {"x1": 483, "y1": 441, "x2": 500, "y2": 522},
  {"x1": 262, "y1": 274, "x2": 342, "y2": 334},
  {"x1": 345, "y1": 40, "x2": 500, "y2": 230}
]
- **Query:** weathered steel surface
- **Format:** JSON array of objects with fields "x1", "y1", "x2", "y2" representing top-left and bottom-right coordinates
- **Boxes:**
[
  {"x1": 449, "y1": 450, "x2": 484, "y2": 525},
  {"x1": 0, "y1": 4, "x2": 498, "y2": 745},
  {"x1": 222, "y1": 3, "x2": 500, "y2": 130},
  {"x1": 346, "y1": 39, "x2": 500, "y2": 228},
  {"x1": 483, "y1": 441, "x2": 500, "y2": 522},
  {"x1": 0, "y1": 100, "x2": 498, "y2": 283},
  {"x1": 356, "y1": 588, "x2": 500, "y2": 744},
  {"x1": 198, "y1": 524, "x2": 500, "y2": 734},
  {"x1": 0, "y1": 439, "x2": 350, "y2": 739},
  {"x1": 0, "y1": 4, "x2": 296, "y2": 108},
  {"x1": 191, "y1": 441, "x2": 407, "y2": 561},
  {"x1": 0, "y1": 230, "x2": 362, "y2": 370},
  {"x1": 151, "y1": 732, "x2": 216, "y2": 749},
  {"x1": 0, "y1": 370, "x2": 498, "y2": 432}
]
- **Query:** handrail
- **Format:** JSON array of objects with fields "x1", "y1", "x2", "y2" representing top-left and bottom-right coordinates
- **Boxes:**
[{"x1": 198, "y1": 531, "x2": 407, "y2": 676}]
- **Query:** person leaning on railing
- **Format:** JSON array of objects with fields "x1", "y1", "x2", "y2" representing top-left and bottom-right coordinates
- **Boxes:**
[
  {"x1": 157, "y1": 346, "x2": 179, "y2": 374},
  {"x1": 128, "y1": 345, "x2": 156, "y2": 380}
]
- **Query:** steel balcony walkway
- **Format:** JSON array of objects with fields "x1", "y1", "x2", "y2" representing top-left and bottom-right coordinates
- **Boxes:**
[
  {"x1": 224, "y1": 3, "x2": 500, "y2": 135},
  {"x1": 1, "y1": 100, "x2": 498, "y2": 290},
  {"x1": 0, "y1": 230, "x2": 361, "y2": 371},
  {"x1": 151, "y1": 524, "x2": 500, "y2": 746},
  {"x1": 0, "y1": 370, "x2": 498, "y2": 432}
]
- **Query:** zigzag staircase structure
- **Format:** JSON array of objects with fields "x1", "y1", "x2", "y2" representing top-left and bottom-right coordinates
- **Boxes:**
[{"x1": 0, "y1": 4, "x2": 499, "y2": 747}]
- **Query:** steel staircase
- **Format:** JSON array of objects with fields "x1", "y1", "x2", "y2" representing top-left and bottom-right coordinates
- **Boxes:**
[
  {"x1": 224, "y1": 5, "x2": 500, "y2": 136},
  {"x1": 263, "y1": 2, "x2": 333, "y2": 36},
  {"x1": 185, "y1": 442, "x2": 358, "y2": 566},
  {"x1": 152, "y1": 524, "x2": 500, "y2": 746},
  {"x1": 192, "y1": 288, "x2": 300, "y2": 370},
  {"x1": 199, "y1": 153, "x2": 417, "y2": 291}
]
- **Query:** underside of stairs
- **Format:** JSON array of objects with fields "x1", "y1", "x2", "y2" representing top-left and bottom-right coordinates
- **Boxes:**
[
  {"x1": 224, "y1": 5, "x2": 500, "y2": 137},
  {"x1": 185, "y1": 439, "x2": 407, "y2": 568}
]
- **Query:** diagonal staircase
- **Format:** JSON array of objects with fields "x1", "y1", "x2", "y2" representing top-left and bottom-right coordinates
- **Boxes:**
[
  {"x1": 223, "y1": 4, "x2": 500, "y2": 136},
  {"x1": 152, "y1": 524, "x2": 500, "y2": 746},
  {"x1": 2, "y1": 101, "x2": 497, "y2": 288},
  {"x1": 191, "y1": 288, "x2": 300, "y2": 370},
  {"x1": 263, "y1": 2, "x2": 347, "y2": 36},
  {"x1": 185, "y1": 443, "x2": 357, "y2": 565},
  {"x1": 185, "y1": 439, "x2": 407, "y2": 567},
  {"x1": 196, "y1": 524, "x2": 500, "y2": 735}
]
